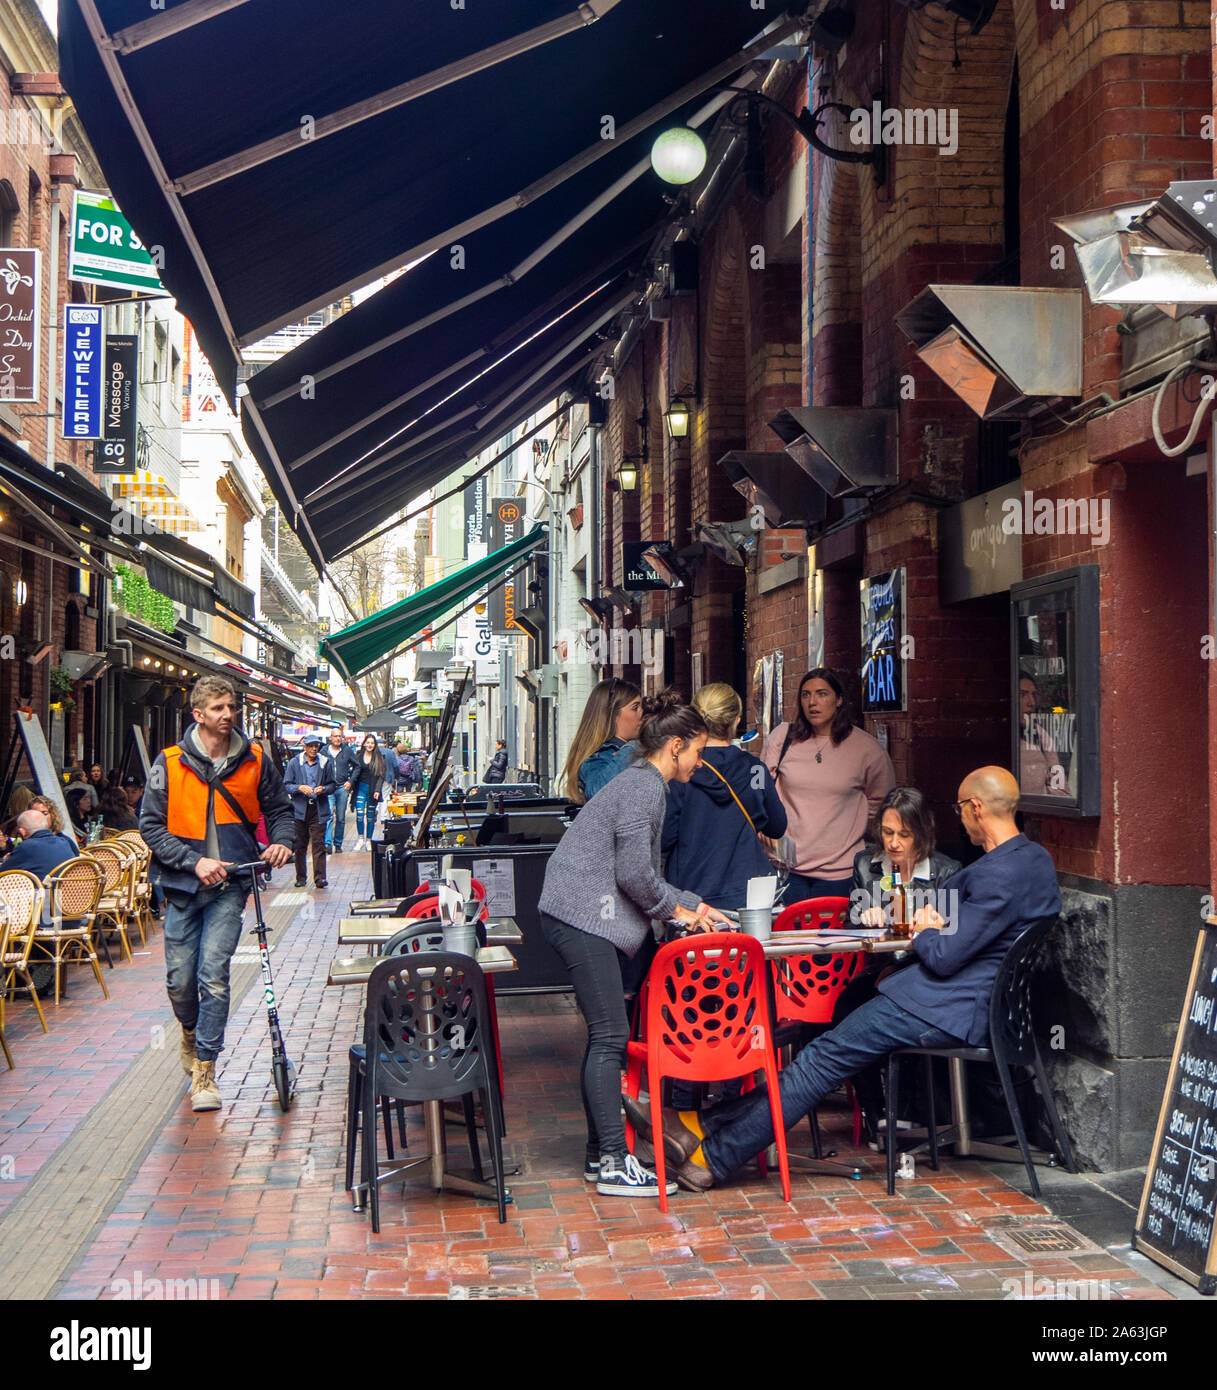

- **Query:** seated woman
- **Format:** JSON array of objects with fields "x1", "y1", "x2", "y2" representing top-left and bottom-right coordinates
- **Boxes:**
[
  {"x1": 840, "y1": 786, "x2": 960, "y2": 1138},
  {"x1": 98, "y1": 786, "x2": 139, "y2": 832}
]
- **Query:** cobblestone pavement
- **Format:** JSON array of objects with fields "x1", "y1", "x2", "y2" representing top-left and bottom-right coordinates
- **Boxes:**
[{"x1": 0, "y1": 852, "x2": 1175, "y2": 1301}]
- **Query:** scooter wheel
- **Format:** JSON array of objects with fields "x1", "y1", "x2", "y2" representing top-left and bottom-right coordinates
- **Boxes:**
[{"x1": 273, "y1": 1057, "x2": 293, "y2": 1112}]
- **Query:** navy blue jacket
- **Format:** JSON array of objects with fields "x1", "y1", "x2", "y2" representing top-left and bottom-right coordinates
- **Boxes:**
[
  {"x1": 1, "y1": 828, "x2": 77, "y2": 879},
  {"x1": 879, "y1": 834, "x2": 1061, "y2": 1046},
  {"x1": 328, "y1": 743, "x2": 359, "y2": 787},
  {"x1": 284, "y1": 753, "x2": 337, "y2": 822},
  {"x1": 578, "y1": 738, "x2": 636, "y2": 801},
  {"x1": 662, "y1": 745, "x2": 788, "y2": 911}
]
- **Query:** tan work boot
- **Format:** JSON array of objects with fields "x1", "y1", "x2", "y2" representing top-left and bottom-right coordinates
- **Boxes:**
[
  {"x1": 190, "y1": 1059, "x2": 222, "y2": 1112},
  {"x1": 180, "y1": 1026, "x2": 197, "y2": 1076}
]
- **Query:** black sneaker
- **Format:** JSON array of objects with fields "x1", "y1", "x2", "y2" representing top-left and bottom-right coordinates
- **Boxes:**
[
  {"x1": 584, "y1": 1159, "x2": 599, "y2": 1183},
  {"x1": 595, "y1": 1153, "x2": 677, "y2": 1198},
  {"x1": 294, "y1": 878, "x2": 307, "y2": 888},
  {"x1": 314, "y1": 880, "x2": 328, "y2": 888}
]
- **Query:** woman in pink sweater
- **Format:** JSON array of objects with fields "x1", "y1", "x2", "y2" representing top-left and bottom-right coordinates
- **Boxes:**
[{"x1": 764, "y1": 667, "x2": 895, "y2": 901}]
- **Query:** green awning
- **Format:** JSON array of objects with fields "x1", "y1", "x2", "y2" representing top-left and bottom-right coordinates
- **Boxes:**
[{"x1": 321, "y1": 524, "x2": 545, "y2": 683}]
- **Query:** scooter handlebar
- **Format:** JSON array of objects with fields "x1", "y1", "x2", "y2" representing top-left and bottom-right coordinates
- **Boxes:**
[{"x1": 223, "y1": 860, "x2": 273, "y2": 876}]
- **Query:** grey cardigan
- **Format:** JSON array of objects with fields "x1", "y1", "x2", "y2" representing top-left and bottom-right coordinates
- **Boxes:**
[{"x1": 539, "y1": 760, "x2": 702, "y2": 955}]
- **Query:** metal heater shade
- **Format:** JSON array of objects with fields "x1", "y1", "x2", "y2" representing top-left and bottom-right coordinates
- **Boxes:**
[
  {"x1": 1053, "y1": 202, "x2": 1153, "y2": 245},
  {"x1": 717, "y1": 451, "x2": 827, "y2": 528},
  {"x1": 1073, "y1": 233, "x2": 1217, "y2": 318},
  {"x1": 640, "y1": 541, "x2": 700, "y2": 589},
  {"x1": 692, "y1": 521, "x2": 754, "y2": 567},
  {"x1": 768, "y1": 408, "x2": 898, "y2": 497},
  {"x1": 894, "y1": 285, "x2": 1082, "y2": 419}
]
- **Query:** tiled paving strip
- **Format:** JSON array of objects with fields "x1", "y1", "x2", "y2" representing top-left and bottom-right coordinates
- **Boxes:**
[{"x1": 0, "y1": 881, "x2": 307, "y2": 1300}]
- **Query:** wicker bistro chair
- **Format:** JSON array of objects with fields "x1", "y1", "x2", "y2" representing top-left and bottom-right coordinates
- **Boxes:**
[
  {"x1": 31, "y1": 858, "x2": 107, "y2": 1005},
  {"x1": 114, "y1": 833, "x2": 154, "y2": 941},
  {"x1": 0, "y1": 870, "x2": 48, "y2": 1034},
  {"x1": 81, "y1": 844, "x2": 135, "y2": 964},
  {"x1": 0, "y1": 915, "x2": 13, "y2": 1068}
]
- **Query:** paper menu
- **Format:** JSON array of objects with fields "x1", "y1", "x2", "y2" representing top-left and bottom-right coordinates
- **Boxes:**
[{"x1": 747, "y1": 876, "x2": 778, "y2": 910}]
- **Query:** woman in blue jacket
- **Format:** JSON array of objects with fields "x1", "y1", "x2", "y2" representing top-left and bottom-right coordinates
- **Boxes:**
[
  {"x1": 560, "y1": 677, "x2": 644, "y2": 803},
  {"x1": 662, "y1": 683, "x2": 787, "y2": 911}
]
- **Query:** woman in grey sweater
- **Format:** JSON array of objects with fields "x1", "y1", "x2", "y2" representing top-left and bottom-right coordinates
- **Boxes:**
[{"x1": 539, "y1": 690, "x2": 731, "y2": 1198}]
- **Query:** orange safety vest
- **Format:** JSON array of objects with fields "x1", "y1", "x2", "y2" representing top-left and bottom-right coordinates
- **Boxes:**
[{"x1": 163, "y1": 742, "x2": 263, "y2": 842}]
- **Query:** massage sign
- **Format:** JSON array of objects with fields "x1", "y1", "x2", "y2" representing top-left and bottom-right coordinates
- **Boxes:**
[
  {"x1": 95, "y1": 334, "x2": 138, "y2": 474},
  {"x1": 0, "y1": 249, "x2": 40, "y2": 402}
]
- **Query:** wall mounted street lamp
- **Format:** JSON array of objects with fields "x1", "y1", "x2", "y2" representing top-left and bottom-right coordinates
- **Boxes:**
[
  {"x1": 649, "y1": 86, "x2": 878, "y2": 187},
  {"x1": 664, "y1": 396, "x2": 691, "y2": 438},
  {"x1": 617, "y1": 460, "x2": 639, "y2": 492}
]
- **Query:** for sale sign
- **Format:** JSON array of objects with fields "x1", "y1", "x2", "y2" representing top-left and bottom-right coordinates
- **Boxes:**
[
  {"x1": 0, "y1": 248, "x2": 40, "y2": 402},
  {"x1": 62, "y1": 305, "x2": 104, "y2": 438},
  {"x1": 69, "y1": 190, "x2": 166, "y2": 296}
]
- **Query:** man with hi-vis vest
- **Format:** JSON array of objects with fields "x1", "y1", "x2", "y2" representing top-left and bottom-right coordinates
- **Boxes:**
[{"x1": 140, "y1": 675, "x2": 294, "y2": 1112}]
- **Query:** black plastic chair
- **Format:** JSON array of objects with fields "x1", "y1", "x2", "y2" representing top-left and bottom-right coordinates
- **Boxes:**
[
  {"x1": 345, "y1": 922, "x2": 475, "y2": 1192},
  {"x1": 885, "y1": 915, "x2": 1078, "y2": 1197},
  {"x1": 353, "y1": 951, "x2": 507, "y2": 1231}
]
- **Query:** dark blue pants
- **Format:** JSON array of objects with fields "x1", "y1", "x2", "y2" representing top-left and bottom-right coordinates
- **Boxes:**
[
  {"x1": 701, "y1": 994, "x2": 961, "y2": 1181},
  {"x1": 782, "y1": 872, "x2": 855, "y2": 905}
]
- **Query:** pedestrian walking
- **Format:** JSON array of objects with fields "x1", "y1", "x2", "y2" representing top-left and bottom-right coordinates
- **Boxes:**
[
  {"x1": 483, "y1": 738, "x2": 509, "y2": 784},
  {"x1": 139, "y1": 675, "x2": 294, "y2": 1113},
  {"x1": 349, "y1": 734, "x2": 385, "y2": 852},
  {"x1": 284, "y1": 732, "x2": 336, "y2": 887},
  {"x1": 324, "y1": 730, "x2": 357, "y2": 852}
]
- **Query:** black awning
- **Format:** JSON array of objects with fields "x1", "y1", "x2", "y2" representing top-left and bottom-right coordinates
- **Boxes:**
[{"x1": 60, "y1": 1, "x2": 797, "y2": 400}]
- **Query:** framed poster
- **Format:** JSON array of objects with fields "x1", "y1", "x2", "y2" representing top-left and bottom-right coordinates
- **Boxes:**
[
  {"x1": 860, "y1": 568, "x2": 906, "y2": 713},
  {"x1": 1010, "y1": 565, "x2": 1100, "y2": 817}
]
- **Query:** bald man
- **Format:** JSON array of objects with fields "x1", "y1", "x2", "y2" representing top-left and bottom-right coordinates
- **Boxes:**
[{"x1": 625, "y1": 766, "x2": 1062, "y2": 1189}]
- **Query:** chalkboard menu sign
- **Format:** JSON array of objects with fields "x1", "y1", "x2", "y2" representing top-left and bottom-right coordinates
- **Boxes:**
[{"x1": 1133, "y1": 921, "x2": 1217, "y2": 1294}]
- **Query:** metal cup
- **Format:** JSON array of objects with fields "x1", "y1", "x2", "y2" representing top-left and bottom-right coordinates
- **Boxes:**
[
  {"x1": 445, "y1": 924, "x2": 478, "y2": 958},
  {"x1": 738, "y1": 907, "x2": 772, "y2": 941}
]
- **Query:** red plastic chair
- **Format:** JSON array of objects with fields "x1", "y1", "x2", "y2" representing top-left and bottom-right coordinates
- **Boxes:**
[
  {"x1": 625, "y1": 932, "x2": 790, "y2": 1211},
  {"x1": 421, "y1": 876, "x2": 487, "y2": 904},
  {"x1": 771, "y1": 896, "x2": 866, "y2": 1148}
]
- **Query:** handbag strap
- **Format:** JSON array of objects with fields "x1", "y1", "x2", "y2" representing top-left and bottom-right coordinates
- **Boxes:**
[
  {"x1": 702, "y1": 760, "x2": 758, "y2": 836},
  {"x1": 773, "y1": 724, "x2": 797, "y2": 777}
]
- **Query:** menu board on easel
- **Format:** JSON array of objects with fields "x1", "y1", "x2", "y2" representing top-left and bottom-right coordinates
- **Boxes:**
[
  {"x1": 12, "y1": 710, "x2": 78, "y2": 846},
  {"x1": 1133, "y1": 920, "x2": 1217, "y2": 1294}
]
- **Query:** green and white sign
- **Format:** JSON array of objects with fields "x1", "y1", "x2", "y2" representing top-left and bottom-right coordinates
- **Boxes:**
[{"x1": 68, "y1": 190, "x2": 166, "y2": 296}]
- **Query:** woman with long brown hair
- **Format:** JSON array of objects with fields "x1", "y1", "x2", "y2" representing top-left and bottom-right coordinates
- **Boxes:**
[
  {"x1": 540, "y1": 689, "x2": 731, "y2": 1197},
  {"x1": 560, "y1": 676, "x2": 644, "y2": 803},
  {"x1": 349, "y1": 734, "x2": 385, "y2": 852},
  {"x1": 764, "y1": 667, "x2": 895, "y2": 902}
]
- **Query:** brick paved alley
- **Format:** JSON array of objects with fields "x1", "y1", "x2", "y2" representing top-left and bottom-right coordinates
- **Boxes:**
[{"x1": 0, "y1": 853, "x2": 1180, "y2": 1302}]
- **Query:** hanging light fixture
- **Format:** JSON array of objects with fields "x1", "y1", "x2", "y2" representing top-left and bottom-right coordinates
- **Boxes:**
[
  {"x1": 650, "y1": 127, "x2": 707, "y2": 185},
  {"x1": 664, "y1": 396, "x2": 691, "y2": 438},
  {"x1": 617, "y1": 460, "x2": 639, "y2": 492}
]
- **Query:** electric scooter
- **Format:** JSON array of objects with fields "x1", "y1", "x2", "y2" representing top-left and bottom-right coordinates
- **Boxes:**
[{"x1": 228, "y1": 860, "x2": 297, "y2": 1112}]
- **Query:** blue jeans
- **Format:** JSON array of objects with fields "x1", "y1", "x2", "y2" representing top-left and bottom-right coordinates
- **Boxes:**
[
  {"x1": 325, "y1": 786, "x2": 350, "y2": 850},
  {"x1": 163, "y1": 880, "x2": 250, "y2": 1063},
  {"x1": 700, "y1": 994, "x2": 961, "y2": 1181},
  {"x1": 354, "y1": 783, "x2": 375, "y2": 838}
]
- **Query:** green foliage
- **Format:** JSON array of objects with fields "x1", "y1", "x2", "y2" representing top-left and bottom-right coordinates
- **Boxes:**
[
  {"x1": 114, "y1": 563, "x2": 177, "y2": 634},
  {"x1": 49, "y1": 665, "x2": 74, "y2": 699}
]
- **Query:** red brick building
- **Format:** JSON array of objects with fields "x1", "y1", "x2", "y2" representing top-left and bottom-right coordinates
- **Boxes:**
[{"x1": 595, "y1": 0, "x2": 1217, "y2": 1169}]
